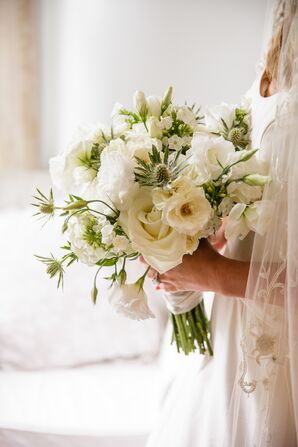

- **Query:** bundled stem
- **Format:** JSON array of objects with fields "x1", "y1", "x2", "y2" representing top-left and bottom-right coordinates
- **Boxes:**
[{"x1": 170, "y1": 300, "x2": 213, "y2": 356}]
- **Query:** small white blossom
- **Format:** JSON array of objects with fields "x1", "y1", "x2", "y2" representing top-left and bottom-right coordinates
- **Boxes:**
[
  {"x1": 168, "y1": 135, "x2": 183, "y2": 151},
  {"x1": 160, "y1": 116, "x2": 173, "y2": 130}
]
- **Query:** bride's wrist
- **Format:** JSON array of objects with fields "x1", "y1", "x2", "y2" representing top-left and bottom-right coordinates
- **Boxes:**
[{"x1": 214, "y1": 255, "x2": 250, "y2": 298}]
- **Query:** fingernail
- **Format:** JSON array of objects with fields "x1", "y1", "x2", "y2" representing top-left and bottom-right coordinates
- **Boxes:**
[{"x1": 156, "y1": 285, "x2": 160, "y2": 290}]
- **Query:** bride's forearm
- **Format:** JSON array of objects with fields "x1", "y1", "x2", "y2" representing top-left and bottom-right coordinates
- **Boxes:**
[{"x1": 214, "y1": 255, "x2": 250, "y2": 298}]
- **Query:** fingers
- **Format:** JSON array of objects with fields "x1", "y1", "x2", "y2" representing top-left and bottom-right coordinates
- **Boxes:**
[{"x1": 139, "y1": 255, "x2": 147, "y2": 264}]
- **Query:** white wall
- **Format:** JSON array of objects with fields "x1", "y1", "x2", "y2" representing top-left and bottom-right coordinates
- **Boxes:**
[{"x1": 40, "y1": 0, "x2": 268, "y2": 165}]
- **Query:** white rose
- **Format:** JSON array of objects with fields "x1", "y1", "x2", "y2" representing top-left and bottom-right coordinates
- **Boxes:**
[
  {"x1": 97, "y1": 140, "x2": 138, "y2": 211},
  {"x1": 146, "y1": 95, "x2": 162, "y2": 117},
  {"x1": 109, "y1": 284, "x2": 155, "y2": 320},
  {"x1": 205, "y1": 102, "x2": 236, "y2": 133},
  {"x1": 189, "y1": 133, "x2": 235, "y2": 183},
  {"x1": 119, "y1": 190, "x2": 196, "y2": 273},
  {"x1": 161, "y1": 187, "x2": 212, "y2": 236}
]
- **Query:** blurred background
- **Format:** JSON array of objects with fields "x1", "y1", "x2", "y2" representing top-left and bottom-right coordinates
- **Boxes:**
[{"x1": 0, "y1": 0, "x2": 267, "y2": 446}]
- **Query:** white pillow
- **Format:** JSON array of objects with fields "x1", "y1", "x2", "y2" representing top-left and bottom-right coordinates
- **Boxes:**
[{"x1": 0, "y1": 206, "x2": 166, "y2": 370}]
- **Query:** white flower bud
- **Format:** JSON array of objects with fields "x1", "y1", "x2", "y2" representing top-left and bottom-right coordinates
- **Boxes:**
[
  {"x1": 147, "y1": 117, "x2": 163, "y2": 138},
  {"x1": 146, "y1": 95, "x2": 162, "y2": 117},
  {"x1": 134, "y1": 90, "x2": 148, "y2": 118}
]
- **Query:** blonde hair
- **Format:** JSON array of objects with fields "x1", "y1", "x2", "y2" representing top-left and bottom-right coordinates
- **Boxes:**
[{"x1": 264, "y1": 0, "x2": 296, "y2": 88}]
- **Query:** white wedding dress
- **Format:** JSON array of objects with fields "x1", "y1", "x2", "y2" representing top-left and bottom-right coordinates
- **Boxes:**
[{"x1": 146, "y1": 75, "x2": 297, "y2": 447}]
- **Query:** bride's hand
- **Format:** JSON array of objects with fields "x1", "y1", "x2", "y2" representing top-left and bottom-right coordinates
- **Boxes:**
[
  {"x1": 141, "y1": 238, "x2": 250, "y2": 297},
  {"x1": 142, "y1": 239, "x2": 221, "y2": 293}
]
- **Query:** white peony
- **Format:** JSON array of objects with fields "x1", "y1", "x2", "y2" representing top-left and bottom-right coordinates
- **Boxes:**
[
  {"x1": 109, "y1": 284, "x2": 155, "y2": 320},
  {"x1": 161, "y1": 187, "x2": 213, "y2": 236},
  {"x1": 67, "y1": 214, "x2": 105, "y2": 266},
  {"x1": 119, "y1": 190, "x2": 198, "y2": 273},
  {"x1": 205, "y1": 102, "x2": 236, "y2": 133},
  {"x1": 189, "y1": 133, "x2": 235, "y2": 183}
]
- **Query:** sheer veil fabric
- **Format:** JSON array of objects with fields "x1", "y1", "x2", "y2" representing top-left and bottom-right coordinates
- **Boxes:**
[{"x1": 225, "y1": 1, "x2": 298, "y2": 445}]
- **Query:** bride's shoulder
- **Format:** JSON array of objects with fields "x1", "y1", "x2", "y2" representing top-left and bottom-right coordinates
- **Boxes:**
[{"x1": 244, "y1": 59, "x2": 265, "y2": 100}]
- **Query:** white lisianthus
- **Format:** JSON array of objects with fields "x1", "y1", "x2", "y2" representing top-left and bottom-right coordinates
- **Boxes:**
[
  {"x1": 225, "y1": 200, "x2": 273, "y2": 241},
  {"x1": 67, "y1": 214, "x2": 105, "y2": 266},
  {"x1": 87, "y1": 123, "x2": 112, "y2": 145},
  {"x1": 119, "y1": 190, "x2": 196, "y2": 273},
  {"x1": 97, "y1": 139, "x2": 138, "y2": 211},
  {"x1": 243, "y1": 200, "x2": 273, "y2": 236},
  {"x1": 189, "y1": 133, "x2": 235, "y2": 183},
  {"x1": 126, "y1": 125, "x2": 161, "y2": 161},
  {"x1": 147, "y1": 116, "x2": 163, "y2": 139},
  {"x1": 113, "y1": 235, "x2": 130, "y2": 253},
  {"x1": 146, "y1": 95, "x2": 162, "y2": 117},
  {"x1": 218, "y1": 196, "x2": 234, "y2": 217},
  {"x1": 224, "y1": 203, "x2": 249, "y2": 241},
  {"x1": 49, "y1": 139, "x2": 98, "y2": 196},
  {"x1": 177, "y1": 106, "x2": 197, "y2": 127},
  {"x1": 109, "y1": 284, "x2": 155, "y2": 320},
  {"x1": 161, "y1": 187, "x2": 213, "y2": 236},
  {"x1": 111, "y1": 102, "x2": 131, "y2": 135},
  {"x1": 205, "y1": 102, "x2": 236, "y2": 133}
]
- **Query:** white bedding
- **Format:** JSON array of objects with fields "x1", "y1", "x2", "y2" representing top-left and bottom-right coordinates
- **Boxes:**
[{"x1": 0, "y1": 361, "x2": 161, "y2": 446}]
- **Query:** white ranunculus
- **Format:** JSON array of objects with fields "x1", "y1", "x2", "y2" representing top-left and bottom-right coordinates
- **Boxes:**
[
  {"x1": 119, "y1": 190, "x2": 196, "y2": 273},
  {"x1": 67, "y1": 215, "x2": 105, "y2": 266},
  {"x1": 146, "y1": 95, "x2": 162, "y2": 117},
  {"x1": 205, "y1": 102, "x2": 236, "y2": 133},
  {"x1": 189, "y1": 133, "x2": 235, "y2": 183},
  {"x1": 161, "y1": 187, "x2": 212, "y2": 236},
  {"x1": 109, "y1": 284, "x2": 155, "y2": 320},
  {"x1": 49, "y1": 139, "x2": 98, "y2": 196}
]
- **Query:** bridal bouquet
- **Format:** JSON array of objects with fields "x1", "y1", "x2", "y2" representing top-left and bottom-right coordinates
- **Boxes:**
[{"x1": 33, "y1": 86, "x2": 271, "y2": 355}]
